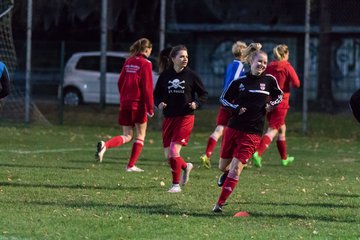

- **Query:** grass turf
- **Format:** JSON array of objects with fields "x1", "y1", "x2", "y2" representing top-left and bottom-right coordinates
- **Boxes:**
[{"x1": 0, "y1": 107, "x2": 359, "y2": 239}]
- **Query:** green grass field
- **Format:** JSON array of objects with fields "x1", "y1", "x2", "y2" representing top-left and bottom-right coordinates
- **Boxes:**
[{"x1": 0, "y1": 106, "x2": 359, "y2": 239}]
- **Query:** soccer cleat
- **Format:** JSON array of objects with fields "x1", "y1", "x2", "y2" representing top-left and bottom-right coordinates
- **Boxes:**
[
  {"x1": 126, "y1": 165, "x2": 144, "y2": 172},
  {"x1": 212, "y1": 203, "x2": 223, "y2": 213},
  {"x1": 252, "y1": 151, "x2": 262, "y2": 168},
  {"x1": 200, "y1": 154, "x2": 211, "y2": 168},
  {"x1": 281, "y1": 155, "x2": 295, "y2": 166},
  {"x1": 217, "y1": 172, "x2": 228, "y2": 187},
  {"x1": 180, "y1": 163, "x2": 193, "y2": 186},
  {"x1": 168, "y1": 184, "x2": 181, "y2": 193},
  {"x1": 95, "y1": 141, "x2": 106, "y2": 162}
]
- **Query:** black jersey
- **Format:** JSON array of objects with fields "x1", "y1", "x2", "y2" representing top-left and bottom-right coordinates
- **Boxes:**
[
  {"x1": 220, "y1": 72, "x2": 283, "y2": 135},
  {"x1": 154, "y1": 67, "x2": 208, "y2": 118}
]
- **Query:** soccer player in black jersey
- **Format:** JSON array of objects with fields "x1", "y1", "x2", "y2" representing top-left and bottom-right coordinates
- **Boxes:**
[
  {"x1": 154, "y1": 45, "x2": 208, "y2": 193},
  {"x1": 213, "y1": 43, "x2": 283, "y2": 214}
]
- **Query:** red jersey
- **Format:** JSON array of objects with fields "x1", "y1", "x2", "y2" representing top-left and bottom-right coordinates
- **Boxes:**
[
  {"x1": 118, "y1": 54, "x2": 154, "y2": 115},
  {"x1": 265, "y1": 60, "x2": 300, "y2": 107}
]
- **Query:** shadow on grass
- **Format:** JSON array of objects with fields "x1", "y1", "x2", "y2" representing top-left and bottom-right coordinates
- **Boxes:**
[
  {"x1": 0, "y1": 160, "x2": 166, "y2": 170},
  {"x1": 70, "y1": 158, "x2": 166, "y2": 166},
  {"x1": 0, "y1": 181, "x2": 156, "y2": 191},
  {"x1": 11, "y1": 199, "x2": 358, "y2": 222},
  {"x1": 0, "y1": 163, "x2": 85, "y2": 170},
  {"x1": 20, "y1": 200, "x2": 221, "y2": 218},
  {"x1": 241, "y1": 200, "x2": 359, "y2": 209},
  {"x1": 4, "y1": 190, "x2": 358, "y2": 222},
  {"x1": 325, "y1": 193, "x2": 360, "y2": 198},
  {"x1": 248, "y1": 211, "x2": 357, "y2": 223},
  {"x1": 238, "y1": 200, "x2": 358, "y2": 223}
]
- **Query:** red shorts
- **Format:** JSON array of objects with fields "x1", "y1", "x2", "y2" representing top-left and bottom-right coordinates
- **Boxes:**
[
  {"x1": 220, "y1": 127, "x2": 261, "y2": 164},
  {"x1": 162, "y1": 115, "x2": 195, "y2": 148},
  {"x1": 118, "y1": 108, "x2": 147, "y2": 126},
  {"x1": 216, "y1": 106, "x2": 233, "y2": 126},
  {"x1": 266, "y1": 106, "x2": 288, "y2": 130}
]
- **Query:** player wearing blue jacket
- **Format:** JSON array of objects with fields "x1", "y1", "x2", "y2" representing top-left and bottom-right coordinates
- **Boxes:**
[{"x1": 200, "y1": 41, "x2": 247, "y2": 169}]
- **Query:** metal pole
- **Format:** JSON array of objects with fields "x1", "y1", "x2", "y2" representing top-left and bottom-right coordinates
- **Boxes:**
[
  {"x1": 302, "y1": 0, "x2": 311, "y2": 134},
  {"x1": 100, "y1": 0, "x2": 108, "y2": 109},
  {"x1": 25, "y1": 0, "x2": 32, "y2": 124},
  {"x1": 58, "y1": 41, "x2": 65, "y2": 124},
  {"x1": 155, "y1": 0, "x2": 166, "y2": 130},
  {"x1": 159, "y1": 0, "x2": 166, "y2": 51}
]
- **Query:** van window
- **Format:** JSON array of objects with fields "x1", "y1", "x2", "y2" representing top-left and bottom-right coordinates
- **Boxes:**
[
  {"x1": 76, "y1": 56, "x2": 99, "y2": 71},
  {"x1": 75, "y1": 55, "x2": 125, "y2": 74},
  {"x1": 107, "y1": 56, "x2": 125, "y2": 74}
]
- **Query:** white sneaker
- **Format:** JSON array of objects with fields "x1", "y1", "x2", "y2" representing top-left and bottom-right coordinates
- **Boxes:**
[
  {"x1": 95, "y1": 141, "x2": 106, "y2": 162},
  {"x1": 167, "y1": 184, "x2": 181, "y2": 193},
  {"x1": 126, "y1": 165, "x2": 144, "y2": 172},
  {"x1": 180, "y1": 163, "x2": 193, "y2": 186}
]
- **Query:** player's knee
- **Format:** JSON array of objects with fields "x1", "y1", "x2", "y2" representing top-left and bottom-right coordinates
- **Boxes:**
[
  {"x1": 213, "y1": 126, "x2": 224, "y2": 138},
  {"x1": 218, "y1": 158, "x2": 229, "y2": 171},
  {"x1": 169, "y1": 143, "x2": 179, "y2": 158},
  {"x1": 279, "y1": 124, "x2": 286, "y2": 134},
  {"x1": 123, "y1": 134, "x2": 133, "y2": 143},
  {"x1": 230, "y1": 159, "x2": 245, "y2": 175},
  {"x1": 265, "y1": 132, "x2": 274, "y2": 141},
  {"x1": 278, "y1": 135, "x2": 286, "y2": 141},
  {"x1": 218, "y1": 163, "x2": 226, "y2": 171}
]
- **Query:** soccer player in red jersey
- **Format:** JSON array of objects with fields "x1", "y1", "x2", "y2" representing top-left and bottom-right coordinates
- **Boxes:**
[
  {"x1": 252, "y1": 44, "x2": 301, "y2": 167},
  {"x1": 95, "y1": 38, "x2": 154, "y2": 172},
  {"x1": 154, "y1": 45, "x2": 208, "y2": 193},
  {"x1": 213, "y1": 43, "x2": 283, "y2": 213}
]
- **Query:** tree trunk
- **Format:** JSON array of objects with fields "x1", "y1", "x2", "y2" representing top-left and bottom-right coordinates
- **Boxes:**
[{"x1": 317, "y1": 0, "x2": 334, "y2": 112}]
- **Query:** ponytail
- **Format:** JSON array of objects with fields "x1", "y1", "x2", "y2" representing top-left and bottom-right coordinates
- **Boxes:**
[{"x1": 129, "y1": 38, "x2": 152, "y2": 57}]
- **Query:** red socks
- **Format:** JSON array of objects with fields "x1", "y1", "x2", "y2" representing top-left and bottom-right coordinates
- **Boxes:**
[
  {"x1": 217, "y1": 173, "x2": 239, "y2": 206},
  {"x1": 258, "y1": 134, "x2": 288, "y2": 160},
  {"x1": 257, "y1": 135, "x2": 272, "y2": 156},
  {"x1": 127, "y1": 139, "x2": 144, "y2": 168},
  {"x1": 205, "y1": 137, "x2": 217, "y2": 158},
  {"x1": 105, "y1": 136, "x2": 124, "y2": 149},
  {"x1": 168, "y1": 156, "x2": 187, "y2": 184},
  {"x1": 276, "y1": 140, "x2": 287, "y2": 160}
]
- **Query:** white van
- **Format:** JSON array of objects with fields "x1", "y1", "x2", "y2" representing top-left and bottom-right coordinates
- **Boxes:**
[{"x1": 63, "y1": 51, "x2": 158, "y2": 106}]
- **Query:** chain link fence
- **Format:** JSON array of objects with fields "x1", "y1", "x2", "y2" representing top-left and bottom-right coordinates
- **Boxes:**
[{"x1": 5, "y1": 0, "x2": 360, "y2": 123}]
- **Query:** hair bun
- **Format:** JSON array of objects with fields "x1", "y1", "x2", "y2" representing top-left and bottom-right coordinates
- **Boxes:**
[{"x1": 250, "y1": 43, "x2": 262, "y2": 50}]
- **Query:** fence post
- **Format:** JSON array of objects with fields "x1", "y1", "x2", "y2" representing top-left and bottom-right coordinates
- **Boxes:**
[
  {"x1": 58, "y1": 41, "x2": 65, "y2": 124},
  {"x1": 302, "y1": 0, "x2": 311, "y2": 134}
]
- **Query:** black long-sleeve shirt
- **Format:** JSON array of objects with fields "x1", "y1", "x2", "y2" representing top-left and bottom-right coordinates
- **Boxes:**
[
  {"x1": 0, "y1": 62, "x2": 10, "y2": 99},
  {"x1": 220, "y1": 72, "x2": 283, "y2": 135},
  {"x1": 154, "y1": 67, "x2": 208, "y2": 118}
]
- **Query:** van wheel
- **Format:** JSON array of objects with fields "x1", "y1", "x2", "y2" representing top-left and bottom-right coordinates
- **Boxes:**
[{"x1": 64, "y1": 89, "x2": 82, "y2": 106}]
